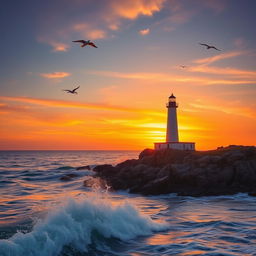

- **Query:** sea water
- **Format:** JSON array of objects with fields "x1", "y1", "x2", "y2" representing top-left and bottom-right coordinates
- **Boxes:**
[{"x1": 0, "y1": 150, "x2": 255, "y2": 256}]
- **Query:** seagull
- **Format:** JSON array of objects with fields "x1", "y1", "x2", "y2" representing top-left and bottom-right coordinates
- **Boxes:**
[
  {"x1": 180, "y1": 65, "x2": 187, "y2": 68},
  {"x1": 72, "y1": 40, "x2": 98, "y2": 48},
  {"x1": 199, "y1": 43, "x2": 221, "y2": 51},
  {"x1": 63, "y1": 86, "x2": 80, "y2": 94}
]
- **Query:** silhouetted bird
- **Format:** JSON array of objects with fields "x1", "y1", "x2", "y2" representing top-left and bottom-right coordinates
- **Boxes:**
[
  {"x1": 72, "y1": 40, "x2": 98, "y2": 48},
  {"x1": 199, "y1": 43, "x2": 221, "y2": 51},
  {"x1": 180, "y1": 65, "x2": 187, "y2": 68},
  {"x1": 63, "y1": 86, "x2": 80, "y2": 94}
]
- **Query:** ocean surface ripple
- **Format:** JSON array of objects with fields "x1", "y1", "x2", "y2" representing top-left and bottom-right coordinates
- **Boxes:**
[{"x1": 0, "y1": 150, "x2": 256, "y2": 256}]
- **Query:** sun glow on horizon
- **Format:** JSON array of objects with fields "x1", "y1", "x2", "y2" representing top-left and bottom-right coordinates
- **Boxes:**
[{"x1": 0, "y1": 0, "x2": 255, "y2": 150}]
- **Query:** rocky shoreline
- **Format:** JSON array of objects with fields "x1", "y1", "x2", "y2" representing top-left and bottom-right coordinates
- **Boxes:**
[{"x1": 92, "y1": 145, "x2": 256, "y2": 197}]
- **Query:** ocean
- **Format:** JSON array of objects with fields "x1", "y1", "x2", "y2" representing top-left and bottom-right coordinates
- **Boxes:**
[{"x1": 0, "y1": 150, "x2": 255, "y2": 256}]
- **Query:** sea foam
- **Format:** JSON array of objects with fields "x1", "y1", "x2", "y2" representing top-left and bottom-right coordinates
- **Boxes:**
[{"x1": 0, "y1": 195, "x2": 167, "y2": 256}]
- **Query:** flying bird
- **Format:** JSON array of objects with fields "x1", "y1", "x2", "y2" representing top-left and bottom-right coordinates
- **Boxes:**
[
  {"x1": 199, "y1": 43, "x2": 221, "y2": 51},
  {"x1": 63, "y1": 86, "x2": 80, "y2": 94},
  {"x1": 72, "y1": 40, "x2": 98, "y2": 48},
  {"x1": 180, "y1": 65, "x2": 187, "y2": 68}
]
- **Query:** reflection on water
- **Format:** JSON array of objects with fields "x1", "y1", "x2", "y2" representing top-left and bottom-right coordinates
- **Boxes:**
[{"x1": 0, "y1": 151, "x2": 256, "y2": 256}]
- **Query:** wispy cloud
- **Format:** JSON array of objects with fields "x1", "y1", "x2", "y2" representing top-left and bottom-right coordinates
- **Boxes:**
[
  {"x1": 0, "y1": 96, "x2": 164, "y2": 116},
  {"x1": 139, "y1": 28, "x2": 150, "y2": 35},
  {"x1": 37, "y1": 36, "x2": 70, "y2": 52},
  {"x1": 40, "y1": 72, "x2": 71, "y2": 79},
  {"x1": 189, "y1": 50, "x2": 256, "y2": 81},
  {"x1": 188, "y1": 66, "x2": 256, "y2": 78},
  {"x1": 38, "y1": 0, "x2": 165, "y2": 50},
  {"x1": 88, "y1": 69, "x2": 255, "y2": 85},
  {"x1": 190, "y1": 102, "x2": 256, "y2": 119},
  {"x1": 193, "y1": 51, "x2": 247, "y2": 65},
  {"x1": 37, "y1": 0, "x2": 228, "y2": 51},
  {"x1": 72, "y1": 23, "x2": 107, "y2": 40},
  {"x1": 167, "y1": 8, "x2": 195, "y2": 24}
]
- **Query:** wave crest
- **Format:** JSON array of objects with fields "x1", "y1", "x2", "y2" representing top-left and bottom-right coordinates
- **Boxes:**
[{"x1": 0, "y1": 196, "x2": 167, "y2": 256}]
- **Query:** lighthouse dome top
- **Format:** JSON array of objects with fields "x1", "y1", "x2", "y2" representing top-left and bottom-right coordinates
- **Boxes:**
[{"x1": 169, "y1": 93, "x2": 176, "y2": 99}]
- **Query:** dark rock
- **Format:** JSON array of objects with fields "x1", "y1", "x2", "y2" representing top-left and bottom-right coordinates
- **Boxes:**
[
  {"x1": 138, "y1": 175, "x2": 170, "y2": 195},
  {"x1": 248, "y1": 191, "x2": 256, "y2": 197},
  {"x1": 92, "y1": 145, "x2": 256, "y2": 197},
  {"x1": 94, "y1": 164, "x2": 117, "y2": 177},
  {"x1": 115, "y1": 159, "x2": 138, "y2": 169},
  {"x1": 139, "y1": 148, "x2": 155, "y2": 159},
  {"x1": 76, "y1": 165, "x2": 91, "y2": 170}
]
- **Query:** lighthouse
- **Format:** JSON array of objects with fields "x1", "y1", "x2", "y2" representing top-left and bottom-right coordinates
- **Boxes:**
[
  {"x1": 154, "y1": 93, "x2": 195, "y2": 151},
  {"x1": 166, "y1": 93, "x2": 179, "y2": 142}
]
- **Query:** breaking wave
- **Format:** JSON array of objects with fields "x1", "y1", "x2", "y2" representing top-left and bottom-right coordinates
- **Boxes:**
[{"x1": 0, "y1": 195, "x2": 167, "y2": 256}]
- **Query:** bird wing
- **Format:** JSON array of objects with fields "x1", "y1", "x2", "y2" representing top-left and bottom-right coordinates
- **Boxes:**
[
  {"x1": 212, "y1": 46, "x2": 221, "y2": 51},
  {"x1": 73, "y1": 86, "x2": 80, "y2": 91},
  {"x1": 199, "y1": 43, "x2": 209, "y2": 47},
  {"x1": 63, "y1": 89, "x2": 71, "y2": 92},
  {"x1": 88, "y1": 42, "x2": 98, "y2": 48},
  {"x1": 72, "y1": 40, "x2": 85, "y2": 43}
]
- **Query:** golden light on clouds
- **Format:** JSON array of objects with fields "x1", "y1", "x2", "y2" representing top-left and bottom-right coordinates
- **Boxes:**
[
  {"x1": 193, "y1": 51, "x2": 247, "y2": 65},
  {"x1": 40, "y1": 72, "x2": 71, "y2": 79},
  {"x1": 52, "y1": 43, "x2": 69, "y2": 52},
  {"x1": 1, "y1": 1, "x2": 256, "y2": 150},
  {"x1": 139, "y1": 28, "x2": 150, "y2": 35},
  {"x1": 189, "y1": 66, "x2": 256, "y2": 78},
  {"x1": 88, "y1": 69, "x2": 255, "y2": 85},
  {"x1": 1, "y1": 93, "x2": 255, "y2": 150},
  {"x1": 73, "y1": 23, "x2": 107, "y2": 40},
  {"x1": 110, "y1": 0, "x2": 164, "y2": 19}
]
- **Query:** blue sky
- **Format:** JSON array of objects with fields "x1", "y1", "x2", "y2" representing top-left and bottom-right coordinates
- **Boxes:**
[{"x1": 0, "y1": 0, "x2": 255, "y2": 149}]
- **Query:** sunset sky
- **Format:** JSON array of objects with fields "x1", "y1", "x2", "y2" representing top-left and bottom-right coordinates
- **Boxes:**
[{"x1": 0, "y1": 0, "x2": 255, "y2": 150}]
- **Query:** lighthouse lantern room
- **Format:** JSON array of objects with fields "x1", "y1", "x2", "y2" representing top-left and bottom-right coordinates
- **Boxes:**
[{"x1": 154, "y1": 93, "x2": 195, "y2": 151}]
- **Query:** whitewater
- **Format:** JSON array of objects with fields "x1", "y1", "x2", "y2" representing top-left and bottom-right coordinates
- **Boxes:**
[{"x1": 0, "y1": 150, "x2": 255, "y2": 256}]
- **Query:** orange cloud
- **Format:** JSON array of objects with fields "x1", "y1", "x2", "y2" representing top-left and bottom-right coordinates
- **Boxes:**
[
  {"x1": 139, "y1": 28, "x2": 150, "y2": 35},
  {"x1": 110, "y1": 0, "x2": 165, "y2": 19},
  {"x1": 1, "y1": 95, "x2": 255, "y2": 150},
  {"x1": 87, "y1": 29, "x2": 106, "y2": 40},
  {"x1": 51, "y1": 42, "x2": 69, "y2": 52},
  {"x1": 193, "y1": 51, "x2": 248, "y2": 65},
  {"x1": 73, "y1": 23, "x2": 107, "y2": 40},
  {"x1": 38, "y1": 0, "x2": 166, "y2": 50},
  {"x1": 0, "y1": 96, "x2": 164, "y2": 117},
  {"x1": 87, "y1": 69, "x2": 255, "y2": 85},
  {"x1": 190, "y1": 102, "x2": 256, "y2": 119},
  {"x1": 188, "y1": 66, "x2": 256, "y2": 78},
  {"x1": 37, "y1": 36, "x2": 70, "y2": 52},
  {"x1": 40, "y1": 72, "x2": 71, "y2": 79}
]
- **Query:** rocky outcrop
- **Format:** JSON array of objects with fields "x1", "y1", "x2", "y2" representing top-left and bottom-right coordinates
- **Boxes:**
[{"x1": 93, "y1": 145, "x2": 256, "y2": 196}]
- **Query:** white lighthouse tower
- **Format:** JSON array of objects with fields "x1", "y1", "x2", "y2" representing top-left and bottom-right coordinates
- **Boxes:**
[
  {"x1": 166, "y1": 93, "x2": 179, "y2": 142},
  {"x1": 154, "y1": 93, "x2": 195, "y2": 151}
]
